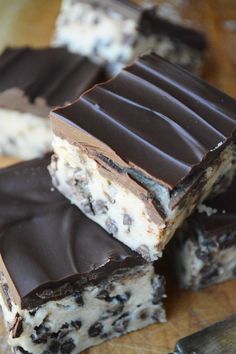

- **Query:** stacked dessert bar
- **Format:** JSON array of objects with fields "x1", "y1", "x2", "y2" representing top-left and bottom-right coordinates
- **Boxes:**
[
  {"x1": 52, "y1": 0, "x2": 207, "y2": 73},
  {"x1": 0, "y1": 47, "x2": 106, "y2": 159},
  {"x1": 0, "y1": 156, "x2": 166, "y2": 354},
  {"x1": 172, "y1": 177, "x2": 236, "y2": 290},
  {"x1": 49, "y1": 53, "x2": 236, "y2": 261},
  {"x1": 1, "y1": 52, "x2": 236, "y2": 353}
]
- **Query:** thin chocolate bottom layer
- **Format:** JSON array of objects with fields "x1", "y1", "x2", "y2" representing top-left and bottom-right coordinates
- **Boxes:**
[
  {"x1": 1, "y1": 265, "x2": 166, "y2": 354},
  {"x1": 50, "y1": 136, "x2": 234, "y2": 261}
]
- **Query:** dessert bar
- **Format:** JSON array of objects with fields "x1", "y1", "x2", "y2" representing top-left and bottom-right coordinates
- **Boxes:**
[
  {"x1": 0, "y1": 156, "x2": 166, "y2": 354},
  {"x1": 0, "y1": 47, "x2": 105, "y2": 159},
  {"x1": 49, "y1": 54, "x2": 236, "y2": 261},
  {"x1": 53, "y1": 0, "x2": 207, "y2": 73}
]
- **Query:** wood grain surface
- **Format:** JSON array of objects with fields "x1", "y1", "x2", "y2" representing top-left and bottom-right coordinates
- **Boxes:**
[{"x1": 0, "y1": 1, "x2": 236, "y2": 353}]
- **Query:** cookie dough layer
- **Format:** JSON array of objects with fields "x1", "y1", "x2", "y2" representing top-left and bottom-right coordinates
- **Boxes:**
[
  {"x1": 1, "y1": 265, "x2": 166, "y2": 354},
  {"x1": 52, "y1": 0, "x2": 206, "y2": 73},
  {"x1": 173, "y1": 232, "x2": 236, "y2": 290},
  {"x1": 0, "y1": 109, "x2": 52, "y2": 159},
  {"x1": 50, "y1": 136, "x2": 234, "y2": 261}
]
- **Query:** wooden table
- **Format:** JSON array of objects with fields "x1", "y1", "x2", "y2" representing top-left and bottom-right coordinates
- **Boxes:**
[{"x1": 0, "y1": 1, "x2": 236, "y2": 353}]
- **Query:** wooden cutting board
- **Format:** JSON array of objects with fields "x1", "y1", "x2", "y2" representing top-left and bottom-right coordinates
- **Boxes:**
[{"x1": 0, "y1": 1, "x2": 236, "y2": 353}]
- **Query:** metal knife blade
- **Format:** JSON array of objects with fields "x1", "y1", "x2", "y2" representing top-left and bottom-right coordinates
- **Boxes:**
[{"x1": 174, "y1": 314, "x2": 236, "y2": 354}]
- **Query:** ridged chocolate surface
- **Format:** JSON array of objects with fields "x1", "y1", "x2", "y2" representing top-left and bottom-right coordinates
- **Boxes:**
[
  {"x1": 192, "y1": 179, "x2": 236, "y2": 237},
  {"x1": 52, "y1": 54, "x2": 236, "y2": 189},
  {"x1": 0, "y1": 47, "x2": 105, "y2": 114},
  {"x1": 0, "y1": 156, "x2": 144, "y2": 309}
]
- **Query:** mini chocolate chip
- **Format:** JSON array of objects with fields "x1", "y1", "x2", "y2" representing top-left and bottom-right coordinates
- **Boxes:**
[
  {"x1": 105, "y1": 217, "x2": 118, "y2": 235},
  {"x1": 116, "y1": 292, "x2": 131, "y2": 303},
  {"x1": 10, "y1": 313, "x2": 23, "y2": 338},
  {"x1": 88, "y1": 322, "x2": 103, "y2": 337},
  {"x1": 71, "y1": 320, "x2": 82, "y2": 330},
  {"x1": 80, "y1": 199, "x2": 94, "y2": 215},
  {"x1": 43, "y1": 341, "x2": 60, "y2": 354},
  {"x1": 96, "y1": 290, "x2": 111, "y2": 302},
  {"x1": 135, "y1": 245, "x2": 151, "y2": 261},
  {"x1": 75, "y1": 292, "x2": 84, "y2": 306},
  {"x1": 29, "y1": 308, "x2": 39, "y2": 317},
  {"x1": 139, "y1": 310, "x2": 148, "y2": 320},
  {"x1": 101, "y1": 303, "x2": 124, "y2": 320},
  {"x1": 123, "y1": 214, "x2": 133, "y2": 226},
  {"x1": 152, "y1": 309, "x2": 162, "y2": 321},
  {"x1": 112, "y1": 313, "x2": 129, "y2": 333},
  {"x1": 49, "y1": 341, "x2": 60, "y2": 353},
  {"x1": 31, "y1": 323, "x2": 50, "y2": 344},
  {"x1": 61, "y1": 339, "x2": 76, "y2": 354},
  {"x1": 93, "y1": 199, "x2": 108, "y2": 214}
]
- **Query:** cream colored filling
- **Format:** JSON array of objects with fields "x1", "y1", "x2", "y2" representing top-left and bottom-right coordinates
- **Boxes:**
[
  {"x1": 0, "y1": 265, "x2": 166, "y2": 354},
  {"x1": 50, "y1": 136, "x2": 234, "y2": 261},
  {"x1": 0, "y1": 108, "x2": 52, "y2": 160}
]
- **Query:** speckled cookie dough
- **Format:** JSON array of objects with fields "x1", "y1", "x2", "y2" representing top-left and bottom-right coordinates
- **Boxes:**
[
  {"x1": 171, "y1": 179, "x2": 236, "y2": 290},
  {"x1": 49, "y1": 54, "x2": 236, "y2": 261},
  {"x1": 0, "y1": 156, "x2": 166, "y2": 354},
  {"x1": 52, "y1": 0, "x2": 207, "y2": 73}
]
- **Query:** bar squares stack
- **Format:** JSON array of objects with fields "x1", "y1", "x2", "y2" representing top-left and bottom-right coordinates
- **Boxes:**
[
  {"x1": 0, "y1": 1, "x2": 236, "y2": 353},
  {"x1": 1, "y1": 51, "x2": 236, "y2": 353}
]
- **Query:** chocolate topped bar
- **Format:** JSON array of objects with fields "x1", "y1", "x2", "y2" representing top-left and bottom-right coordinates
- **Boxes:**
[
  {"x1": 0, "y1": 157, "x2": 166, "y2": 354},
  {"x1": 172, "y1": 179, "x2": 236, "y2": 290},
  {"x1": 53, "y1": 0, "x2": 207, "y2": 72},
  {"x1": 0, "y1": 47, "x2": 105, "y2": 116},
  {"x1": 52, "y1": 54, "x2": 236, "y2": 190},
  {"x1": 0, "y1": 156, "x2": 144, "y2": 310},
  {"x1": 0, "y1": 47, "x2": 106, "y2": 159},
  {"x1": 50, "y1": 54, "x2": 236, "y2": 261}
]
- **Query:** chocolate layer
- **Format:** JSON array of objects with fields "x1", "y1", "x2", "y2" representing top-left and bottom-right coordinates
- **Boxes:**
[
  {"x1": 76, "y1": 0, "x2": 207, "y2": 50},
  {"x1": 0, "y1": 156, "x2": 144, "y2": 309},
  {"x1": 51, "y1": 53, "x2": 236, "y2": 190},
  {"x1": 0, "y1": 47, "x2": 105, "y2": 116}
]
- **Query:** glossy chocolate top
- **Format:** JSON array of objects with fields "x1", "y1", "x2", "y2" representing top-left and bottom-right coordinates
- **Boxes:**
[
  {"x1": 0, "y1": 47, "x2": 105, "y2": 116},
  {"x1": 52, "y1": 54, "x2": 236, "y2": 189},
  {"x1": 0, "y1": 156, "x2": 144, "y2": 309},
  {"x1": 192, "y1": 179, "x2": 236, "y2": 238}
]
